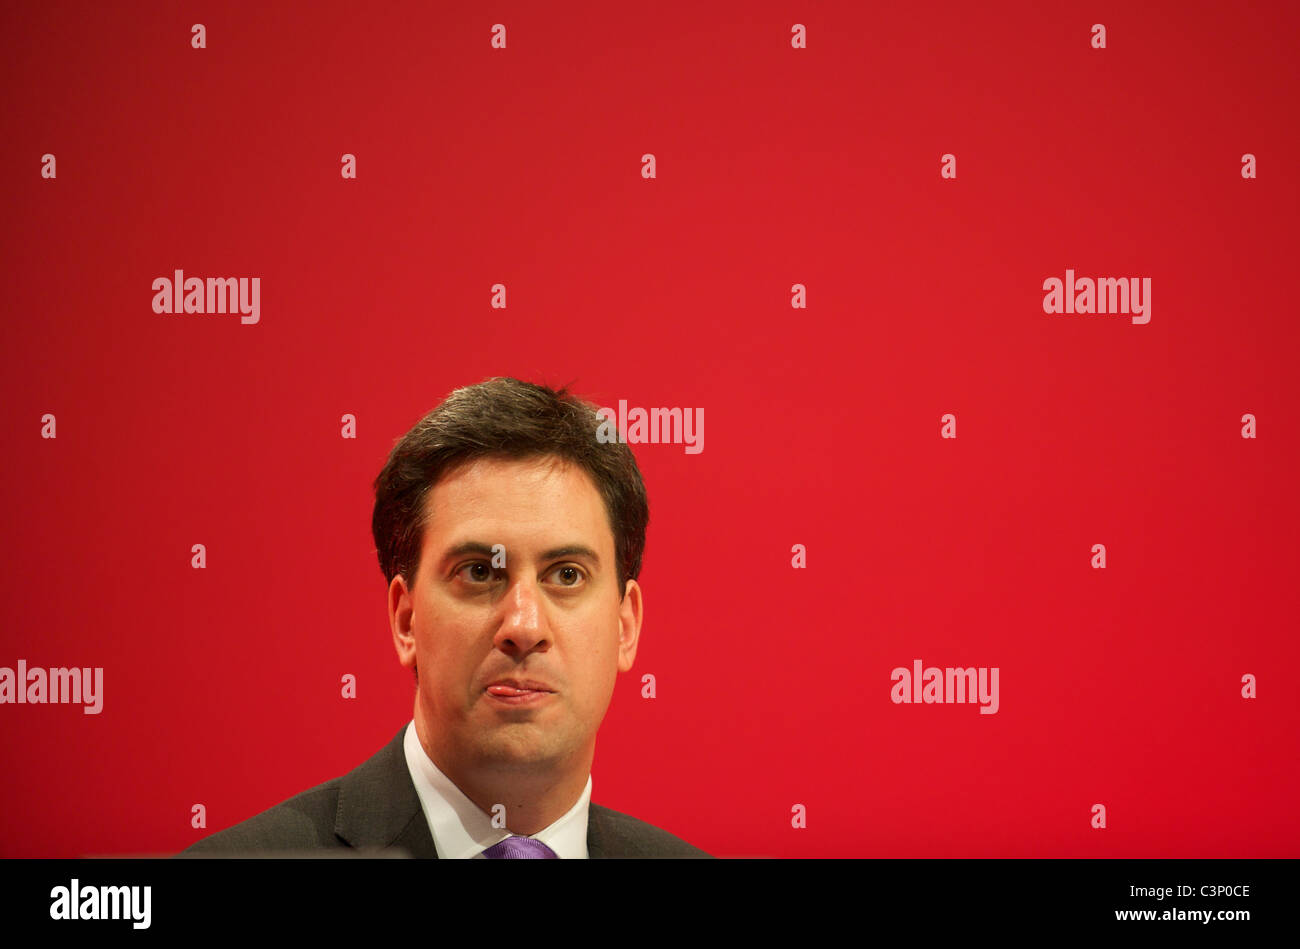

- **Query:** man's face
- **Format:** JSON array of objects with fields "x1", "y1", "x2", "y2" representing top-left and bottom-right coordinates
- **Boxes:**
[{"x1": 389, "y1": 455, "x2": 641, "y2": 778}]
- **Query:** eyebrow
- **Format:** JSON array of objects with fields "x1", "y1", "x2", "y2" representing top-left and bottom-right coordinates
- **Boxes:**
[
  {"x1": 538, "y1": 544, "x2": 601, "y2": 564},
  {"x1": 439, "y1": 541, "x2": 601, "y2": 566}
]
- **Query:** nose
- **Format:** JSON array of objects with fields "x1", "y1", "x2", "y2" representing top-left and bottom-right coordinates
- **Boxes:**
[{"x1": 492, "y1": 573, "x2": 551, "y2": 657}]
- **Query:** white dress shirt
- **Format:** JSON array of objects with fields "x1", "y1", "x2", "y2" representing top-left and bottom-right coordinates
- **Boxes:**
[{"x1": 402, "y1": 719, "x2": 591, "y2": 858}]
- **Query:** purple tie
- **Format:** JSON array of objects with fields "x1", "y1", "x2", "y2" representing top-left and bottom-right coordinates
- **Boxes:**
[{"x1": 481, "y1": 836, "x2": 558, "y2": 859}]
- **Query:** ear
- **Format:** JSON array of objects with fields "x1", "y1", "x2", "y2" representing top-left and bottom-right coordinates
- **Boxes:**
[
  {"x1": 616, "y1": 579, "x2": 642, "y2": 672},
  {"x1": 390, "y1": 574, "x2": 417, "y2": 671}
]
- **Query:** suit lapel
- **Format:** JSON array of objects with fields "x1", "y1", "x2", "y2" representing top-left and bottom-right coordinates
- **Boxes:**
[
  {"x1": 586, "y1": 803, "x2": 609, "y2": 858},
  {"x1": 334, "y1": 726, "x2": 438, "y2": 858}
]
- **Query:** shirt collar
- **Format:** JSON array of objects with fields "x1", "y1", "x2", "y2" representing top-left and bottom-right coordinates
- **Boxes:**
[{"x1": 402, "y1": 719, "x2": 591, "y2": 858}]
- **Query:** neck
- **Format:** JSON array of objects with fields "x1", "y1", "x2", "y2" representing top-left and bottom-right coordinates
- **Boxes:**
[{"x1": 414, "y1": 715, "x2": 591, "y2": 837}]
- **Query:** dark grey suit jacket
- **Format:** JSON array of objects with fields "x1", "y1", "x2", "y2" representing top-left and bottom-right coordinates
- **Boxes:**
[{"x1": 181, "y1": 726, "x2": 710, "y2": 858}]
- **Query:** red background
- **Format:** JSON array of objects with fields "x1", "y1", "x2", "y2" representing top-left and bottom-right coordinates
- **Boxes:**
[{"x1": 2, "y1": 0, "x2": 1297, "y2": 858}]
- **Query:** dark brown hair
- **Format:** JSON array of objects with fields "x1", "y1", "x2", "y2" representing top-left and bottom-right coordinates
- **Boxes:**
[{"x1": 371, "y1": 377, "x2": 648, "y2": 599}]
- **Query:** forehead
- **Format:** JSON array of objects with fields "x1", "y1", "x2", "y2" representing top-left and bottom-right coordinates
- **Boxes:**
[{"x1": 421, "y1": 455, "x2": 612, "y2": 550}]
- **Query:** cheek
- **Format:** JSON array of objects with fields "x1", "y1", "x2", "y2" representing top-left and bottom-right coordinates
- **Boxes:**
[
  {"x1": 577, "y1": 612, "x2": 623, "y2": 695},
  {"x1": 416, "y1": 604, "x2": 481, "y2": 675}
]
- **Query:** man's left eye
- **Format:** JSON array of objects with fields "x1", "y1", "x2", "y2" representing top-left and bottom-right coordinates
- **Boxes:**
[{"x1": 548, "y1": 565, "x2": 584, "y2": 587}]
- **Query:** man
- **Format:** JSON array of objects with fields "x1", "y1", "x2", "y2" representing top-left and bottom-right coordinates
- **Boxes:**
[{"x1": 183, "y1": 377, "x2": 710, "y2": 858}]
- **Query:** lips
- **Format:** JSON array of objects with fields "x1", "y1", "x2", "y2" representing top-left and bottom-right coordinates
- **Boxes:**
[{"x1": 486, "y1": 679, "x2": 555, "y2": 696}]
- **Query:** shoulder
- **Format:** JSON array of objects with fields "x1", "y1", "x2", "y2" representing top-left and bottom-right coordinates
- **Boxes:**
[
  {"x1": 179, "y1": 726, "x2": 415, "y2": 856},
  {"x1": 588, "y1": 803, "x2": 713, "y2": 858},
  {"x1": 179, "y1": 774, "x2": 345, "y2": 855}
]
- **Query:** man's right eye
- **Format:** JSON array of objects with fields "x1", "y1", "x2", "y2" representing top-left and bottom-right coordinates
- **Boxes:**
[{"x1": 457, "y1": 562, "x2": 494, "y2": 583}]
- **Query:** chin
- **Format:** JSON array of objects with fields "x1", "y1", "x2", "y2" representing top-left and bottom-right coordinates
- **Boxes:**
[{"x1": 479, "y1": 730, "x2": 569, "y2": 770}]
